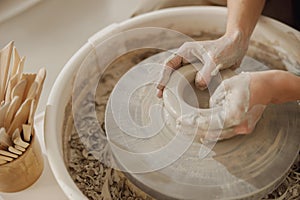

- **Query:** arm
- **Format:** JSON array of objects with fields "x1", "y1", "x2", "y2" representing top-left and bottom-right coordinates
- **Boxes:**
[
  {"x1": 226, "y1": 0, "x2": 266, "y2": 41},
  {"x1": 196, "y1": 0, "x2": 266, "y2": 90},
  {"x1": 157, "y1": 0, "x2": 266, "y2": 98},
  {"x1": 250, "y1": 70, "x2": 300, "y2": 107},
  {"x1": 202, "y1": 70, "x2": 300, "y2": 138}
]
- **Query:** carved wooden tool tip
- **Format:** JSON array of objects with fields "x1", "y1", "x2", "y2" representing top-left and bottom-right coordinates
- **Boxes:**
[
  {"x1": 12, "y1": 128, "x2": 29, "y2": 148},
  {"x1": 7, "y1": 98, "x2": 33, "y2": 136},
  {"x1": 0, "y1": 128, "x2": 12, "y2": 149},
  {"x1": 0, "y1": 41, "x2": 14, "y2": 102},
  {"x1": 28, "y1": 99, "x2": 35, "y2": 125},
  {"x1": 22, "y1": 124, "x2": 32, "y2": 142},
  {"x1": 11, "y1": 46, "x2": 20, "y2": 77},
  {"x1": 11, "y1": 78, "x2": 27, "y2": 101},
  {"x1": 0, "y1": 158, "x2": 7, "y2": 165},
  {"x1": 14, "y1": 145, "x2": 26, "y2": 152},
  {"x1": 4, "y1": 96, "x2": 21, "y2": 130},
  {"x1": 0, "y1": 102, "x2": 9, "y2": 127},
  {"x1": 0, "y1": 149, "x2": 18, "y2": 159},
  {"x1": 22, "y1": 73, "x2": 37, "y2": 100},
  {"x1": 0, "y1": 155, "x2": 13, "y2": 162},
  {"x1": 8, "y1": 146, "x2": 22, "y2": 155}
]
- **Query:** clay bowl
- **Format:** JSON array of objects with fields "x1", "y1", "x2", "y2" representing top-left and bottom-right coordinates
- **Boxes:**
[{"x1": 44, "y1": 6, "x2": 300, "y2": 200}]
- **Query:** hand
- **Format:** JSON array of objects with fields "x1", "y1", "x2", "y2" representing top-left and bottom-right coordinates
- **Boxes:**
[
  {"x1": 176, "y1": 72, "x2": 267, "y2": 141},
  {"x1": 209, "y1": 72, "x2": 266, "y2": 135},
  {"x1": 157, "y1": 31, "x2": 249, "y2": 98}
]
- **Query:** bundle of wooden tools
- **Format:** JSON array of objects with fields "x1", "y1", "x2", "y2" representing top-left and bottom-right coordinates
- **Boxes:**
[{"x1": 0, "y1": 41, "x2": 46, "y2": 165}]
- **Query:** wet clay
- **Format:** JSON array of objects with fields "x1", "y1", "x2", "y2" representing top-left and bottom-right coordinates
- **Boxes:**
[{"x1": 63, "y1": 36, "x2": 300, "y2": 200}]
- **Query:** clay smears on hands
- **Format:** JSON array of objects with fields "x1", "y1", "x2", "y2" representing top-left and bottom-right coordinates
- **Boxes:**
[
  {"x1": 157, "y1": 32, "x2": 249, "y2": 97},
  {"x1": 156, "y1": 52, "x2": 189, "y2": 97},
  {"x1": 176, "y1": 73, "x2": 255, "y2": 141}
]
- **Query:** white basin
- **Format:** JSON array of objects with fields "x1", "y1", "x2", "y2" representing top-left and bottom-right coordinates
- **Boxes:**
[{"x1": 44, "y1": 6, "x2": 300, "y2": 200}]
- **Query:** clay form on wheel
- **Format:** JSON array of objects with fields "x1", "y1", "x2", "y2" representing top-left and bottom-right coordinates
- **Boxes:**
[{"x1": 105, "y1": 52, "x2": 300, "y2": 200}]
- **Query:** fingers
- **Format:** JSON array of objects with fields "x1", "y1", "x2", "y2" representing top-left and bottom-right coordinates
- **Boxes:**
[
  {"x1": 176, "y1": 108, "x2": 226, "y2": 134},
  {"x1": 230, "y1": 59, "x2": 242, "y2": 71},
  {"x1": 233, "y1": 105, "x2": 265, "y2": 135},
  {"x1": 209, "y1": 81, "x2": 227, "y2": 107},
  {"x1": 157, "y1": 42, "x2": 204, "y2": 97},
  {"x1": 195, "y1": 61, "x2": 218, "y2": 90},
  {"x1": 199, "y1": 128, "x2": 236, "y2": 141},
  {"x1": 156, "y1": 54, "x2": 183, "y2": 98},
  {"x1": 156, "y1": 66, "x2": 172, "y2": 98}
]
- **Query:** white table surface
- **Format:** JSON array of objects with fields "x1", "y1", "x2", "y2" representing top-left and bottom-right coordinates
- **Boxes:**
[{"x1": 0, "y1": 0, "x2": 141, "y2": 199}]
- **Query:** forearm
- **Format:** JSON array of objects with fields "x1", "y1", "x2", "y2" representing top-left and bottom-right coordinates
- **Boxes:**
[
  {"x1": 250, "y1": 70, "x2": 300, "y2": 107},
  {"x1": 226, "y1": 0, "x2": 265, "y2": 41},
  {"x1": 268, "y1": 70, "x2": 300, "y2": 104}
]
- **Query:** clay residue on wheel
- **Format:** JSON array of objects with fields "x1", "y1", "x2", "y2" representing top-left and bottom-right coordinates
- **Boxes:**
[{"x1": 62, "y1": 34, "x2": 300, "y2": 200}]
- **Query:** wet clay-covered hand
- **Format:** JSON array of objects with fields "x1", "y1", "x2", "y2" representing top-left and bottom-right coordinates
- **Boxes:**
[
  {"x1": 177, "y1": 70, "x2": 300, "y2": 141},
  {"x1": 156, "y1": 32, "x2": 248, "y2": 97},
  {"x1": 176, "y1": 72, "x2": 265, "y2": 141},
  {"x1": 208, "y1": 72, "x2": 266, "y2": 137},
  {"x1": 157, "y1": 0, "x2": 266, "y2": 98}
]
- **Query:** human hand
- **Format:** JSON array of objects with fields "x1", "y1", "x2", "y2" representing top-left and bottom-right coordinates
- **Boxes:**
[
  {"x1": 176, "y1": 72, "x2": 266, "y2": 141},
  {"x1": 209, "y1": 72, "x2": 266, "y2": 136},
  {"x1": 157, "y1": 31, "x2": 249, "y2": 98}
]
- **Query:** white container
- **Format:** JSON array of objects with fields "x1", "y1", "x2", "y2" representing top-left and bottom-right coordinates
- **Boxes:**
[{"x1": 45, "y1": 6, "x2": 300, "y2": 200}]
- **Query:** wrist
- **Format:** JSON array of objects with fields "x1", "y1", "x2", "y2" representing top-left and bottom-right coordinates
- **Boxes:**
[
  {"x1": 267, "y1": 70, "x2": 300, "y2": 104},
  {"x1": 249, "y1": 72, "x2": 273, "y2": 108},
  {"x1": 223, "y1": 29, "x2": 250, "y2": 49}
]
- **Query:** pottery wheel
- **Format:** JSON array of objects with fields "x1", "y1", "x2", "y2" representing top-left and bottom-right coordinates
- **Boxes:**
[{"x1": 105, "y1": 52, "x2": 300, "y2": 200}]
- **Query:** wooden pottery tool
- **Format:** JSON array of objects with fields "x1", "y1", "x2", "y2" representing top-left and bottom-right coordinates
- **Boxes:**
[
  {"x1": 14, "y1": 145, "x2": 26, "y2": 152},
  {"x1": 0, "y1": 159, "x2": 7, "y2": 165},
  {"x1": 5, "y1": 56, "x2": 25, "y2": 102},
  {"x1": 0, "y1": 128, "x2": 12, "y2": 149},
  {"x1": 0, "y1": 42, "x2": 45, "y2": 192},
  {"x1": 11, "y1": 79, "x2": 27, "y2": 102},
  {"x1": 0, "y1": 150, "x2": 18, "y2": 159},
  {"x1": 22, "y1": 73, "x2": 36, "y2": 101},
  {"x1": 7, "y1": 98, "x2": 33, "y2": 136},
  {"x1": 5, "y1": 73, "x2": 18, "y2": 102},
  {"x1": 0, "y1": 102, "x2": 9, "y2": 127},
  {"x1": 0, "y1": 155, "x2": 13, "y2": 162},
  {"x1": 28, "y1": 100, "x2": 35, "y2": 125},
  {"x1": 22, "y1": 124, "x2": 32, "y2": 142},
  {"x1": 0, "y1": 41, "x2": 13, "y2": 102},
  {"x1": 11, "y1": 47, "x2": 20, "y2": 77},
  {"x1": 4, "y1": 96, "x2": 21, "y2": 130},
  {"x1": 8, "y1": 146, "x2": 22, "y2": 156},
  {"x1": 32, "y1": 68, "x2": 46, "y2": 112},
  {"x1": 0, "y1": 130, "x2": 44, "y2": 192},
  {"x1": 12, "y1": 129, "x2": 29, "y2": 148}
]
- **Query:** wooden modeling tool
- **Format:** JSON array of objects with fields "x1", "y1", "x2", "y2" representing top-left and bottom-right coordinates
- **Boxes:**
[
  {"x1": 0, "y1": 150, "x2": 18, "y2": 159},
  {"x1": 14, "y1": 145, "x2": 26, "y2": 152},
  {"x1": 0, "y1": 128, "x2": 12, "y2": 149},
  {"x1": 4, "y1": 96, "x2": 21, "y2": 130},
  {"x1": 11, "y1": 79, "x2": 27, "y2": 101},
  {"x1": 22, "y1": 124, "x2": 32, "y2": 142},
  {"x1": 12, "y1": 129, "x2": 29, "y2": 148},
  {"x1": 0, "y1": 41, "x2": 14, "y2": 102},
  {"x1": 8, "y1": 146, "x2": 22, "y2": 155},
  {"x1": 0, "y1": 102, "x2": 9, "y2": 127},
  {"x1": 7, "y1": 98, "x2": 33, "y2": 136}
]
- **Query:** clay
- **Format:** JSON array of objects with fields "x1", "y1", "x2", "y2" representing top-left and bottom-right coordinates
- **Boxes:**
[
  {"x1": 105, "y1": 51, "x2": 300, "y2": 199},
  {"x1": 63, "y1": 40, "x2": 300, "y2": 200}
]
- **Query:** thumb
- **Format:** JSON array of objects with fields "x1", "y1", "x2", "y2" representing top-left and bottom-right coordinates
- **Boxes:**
[
  {"x1": 195, "y1": 61, "x2": 218, "y2": 90},
  {"x1": 156, "y1": 54, "x2": 183, "y2": 98}
]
